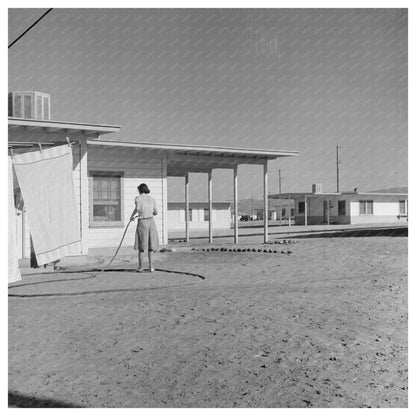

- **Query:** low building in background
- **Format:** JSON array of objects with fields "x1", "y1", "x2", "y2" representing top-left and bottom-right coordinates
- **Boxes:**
[
  {"x1": 168, "y1": 202, "x2": 231, "y2": 231},
  {"x1": 270, "y1": 184, "x2": 408, "y2": 225}
]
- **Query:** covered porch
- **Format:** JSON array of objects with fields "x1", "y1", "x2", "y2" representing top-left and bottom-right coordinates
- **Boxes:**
[
  {"x1": 87, "y1": 140, "x2": 299, "y2": 244},
  {"x1": 161, "y1": 142, "x2": 299, "y2": 244}
]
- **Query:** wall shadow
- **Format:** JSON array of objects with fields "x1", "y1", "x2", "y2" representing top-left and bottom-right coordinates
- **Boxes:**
[
  {"x1": 8, "y1": 391, "x2": 83, "y2": 408},
  {"x1": 291, "y1": 227, "x2": 408, "y2": 239}
]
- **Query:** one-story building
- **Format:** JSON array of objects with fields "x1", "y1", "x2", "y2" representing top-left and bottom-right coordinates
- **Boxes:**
[
  {"x1": 168, "y1": 202, "x2": 231, "y2": 231},
  {"x1": 270, "y1": 185, "x2": 408, "y2": 225},
  {"x1": 9, "y1": 92, "x2": 299, "y2": 259}
]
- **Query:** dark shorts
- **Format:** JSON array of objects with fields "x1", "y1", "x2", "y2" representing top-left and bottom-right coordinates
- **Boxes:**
[{"x1": 134, "y1": 217, "x2": 159, "y2": 251}]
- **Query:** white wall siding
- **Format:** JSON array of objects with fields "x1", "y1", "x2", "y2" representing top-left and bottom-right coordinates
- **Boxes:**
[
  {"x1": 168, "y1": 202, "x2": 231, "y2": 230},
  {"x1": 87, "y1": 147, "x2": 166, "y2": 248},
  {"x1": 374, "y1": 202, "x2": 401, "y2": 216},
  {"x1": 350, "y1": 201, "x2": 360, "y2": 217}
]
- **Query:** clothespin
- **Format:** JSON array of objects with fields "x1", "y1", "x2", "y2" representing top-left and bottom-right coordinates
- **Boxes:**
[
  {"x1": 65, "y1": 134, "x2": 72, "y2": 148},
  {"x1": 38, "y1": 143, "x2": 43, "y2": 153},
  {"x1": 10, "y1": 147, "x2": 14, "y2": 157}
]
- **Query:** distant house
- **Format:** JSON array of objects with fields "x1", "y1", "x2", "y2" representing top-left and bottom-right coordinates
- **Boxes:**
[
  {"x1": 168, "y1": 202, "x2": 231, "y2": 231},
  {"x1": 256, "y1": 198, "x2": 294, "y2": 221},
  {"x1": 270, "y1": 184, "x2": 408, "y2": 225}
]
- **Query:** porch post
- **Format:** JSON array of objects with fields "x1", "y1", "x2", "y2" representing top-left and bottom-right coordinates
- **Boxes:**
[
  {"x1": 185, "y1": 173, "x2": 190, "y2": 243},
  {"x1": 305, "y1": 195, "x2": 308, "y2": 227},
  {"x1": 208, "y1": 170, "x2": 213, "y2": 243},
  {"x1": 263, "y1": 160, "x2": 269, "y2": 243},
  {"x1": 327, "y1": 199, "x2": 330, "y2": 225},
  {"x1": 233, "y1": 165, "x2": 238, "y2": 244}
]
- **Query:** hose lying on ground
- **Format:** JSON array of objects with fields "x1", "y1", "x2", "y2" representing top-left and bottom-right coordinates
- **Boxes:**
[{"x1": 8, "y1": 219, "x2": 206, "y2": 296}]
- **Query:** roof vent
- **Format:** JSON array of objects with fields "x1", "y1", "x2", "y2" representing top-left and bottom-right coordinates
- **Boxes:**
[
  {"x1": 8, "y1": 91, "x2": 51, "y2": 120},
  {"x1": 312, "y1": 183, "x2": 323, "y2": 193}
]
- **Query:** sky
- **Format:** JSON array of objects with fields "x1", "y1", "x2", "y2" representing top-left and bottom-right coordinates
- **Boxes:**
[{"x1": 8, "y1": 8, "x2": 408, "y2": 201}]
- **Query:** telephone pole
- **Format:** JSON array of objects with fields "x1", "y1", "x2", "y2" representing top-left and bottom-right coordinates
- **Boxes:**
[
  {"x1": 278, "y1": 169, "x2": 282, "y2": 195},
  {"x1": 278, "y1": 169, "x2": 282, "y2": 226},
  {"x1": 336, "y1": 145, "x2": 340, "y2": 193},
  {"x1": 251, "y1": 195, "x2": 254, "y2": 218}
]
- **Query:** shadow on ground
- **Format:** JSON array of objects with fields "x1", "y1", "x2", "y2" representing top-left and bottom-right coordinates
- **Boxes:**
[
  {"x1": 9, "y1": 391, "x2": 83, "y2": 408},
  {"x1": 292, "y1": 227, "x2": 408, "y2": 239}
]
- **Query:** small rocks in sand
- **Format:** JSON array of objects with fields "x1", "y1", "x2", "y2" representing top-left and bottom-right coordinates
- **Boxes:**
[
  {"x1": 159, "y1": 247, "x2": 175, "y2": 253},
  {"x1": 191, "y1": 245, "x2": 290, "y2": 255}
]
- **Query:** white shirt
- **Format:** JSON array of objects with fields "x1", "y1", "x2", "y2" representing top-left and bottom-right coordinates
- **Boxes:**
[{"x1": 135, "y1": 194, "x2": 157, "y2": 218}]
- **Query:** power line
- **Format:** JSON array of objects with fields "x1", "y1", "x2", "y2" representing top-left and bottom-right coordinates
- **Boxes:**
[{"x1": 8, "y1": 8, "x2": 53, "y2": 49}]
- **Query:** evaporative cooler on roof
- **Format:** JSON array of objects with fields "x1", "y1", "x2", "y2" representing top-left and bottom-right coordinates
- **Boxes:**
[{"x1": 8, "y1": 91, "x2": 51, "y2": 120}]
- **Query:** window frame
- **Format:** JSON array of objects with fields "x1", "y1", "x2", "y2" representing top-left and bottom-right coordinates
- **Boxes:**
[
  {"x1": 338, "y1": 200, "x2": 346, "y2": 216},
  {"x1": 203, "y1": 208, "x2": 211, "y2": 222},
  {"x1": 359, "y1": 200, "x2": 373, "y2": 215},
  {"x1": 89, "y1": 171, "x2": 124, "y2": 228},
  {"x1": 399, "y1": 200, "x2": 407, "y2": 215}
]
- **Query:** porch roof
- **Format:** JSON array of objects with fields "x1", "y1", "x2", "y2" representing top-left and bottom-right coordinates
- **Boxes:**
[
  {"x1": 86, "y1": 139, "x2": 299, "y2": 176},
  {"x1": 8, "y1": 117, "x2": 121, "y2": 136}
]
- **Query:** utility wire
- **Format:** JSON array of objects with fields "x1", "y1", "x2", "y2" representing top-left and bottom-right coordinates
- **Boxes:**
[{"x1": 8, "y1": 8, "x2": 53, "y2": 49}]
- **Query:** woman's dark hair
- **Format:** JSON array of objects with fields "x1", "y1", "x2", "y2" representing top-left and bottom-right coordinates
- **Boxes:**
[{"x1": 138, "y1": 183, "x2": 150, "y2": 194}]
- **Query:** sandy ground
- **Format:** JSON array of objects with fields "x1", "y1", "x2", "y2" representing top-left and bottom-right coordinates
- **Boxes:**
[{"x1": 8, "y1": 236, "x2": 407, "y2": 408}]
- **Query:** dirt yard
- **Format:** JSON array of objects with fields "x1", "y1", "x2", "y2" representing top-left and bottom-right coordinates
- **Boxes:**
[{"x1": 8, "y1": 236, "x2": 408, "y2": 408}]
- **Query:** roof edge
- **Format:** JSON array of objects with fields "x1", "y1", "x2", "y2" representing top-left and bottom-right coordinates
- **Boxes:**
[
  {"x1": 8, "y1": 117, "x2": 121, "y2": 134},
  {"x1": 87, "y1": 139, "x2": 299, "y2": 158}
]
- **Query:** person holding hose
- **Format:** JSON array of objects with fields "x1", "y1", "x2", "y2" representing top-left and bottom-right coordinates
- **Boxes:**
[{"x1": 130, "y1": 183, "x2": 159, "y2": 272}]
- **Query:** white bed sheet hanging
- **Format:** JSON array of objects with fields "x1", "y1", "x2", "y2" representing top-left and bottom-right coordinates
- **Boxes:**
[{"x1": 12, "y1": 144, "x2": 81, "y2": 265}]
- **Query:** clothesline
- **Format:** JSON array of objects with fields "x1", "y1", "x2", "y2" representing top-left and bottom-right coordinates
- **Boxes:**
[
  {"x1": 8, "y1": 140, "x2": 76, "y2": 148},
  {"x1": 8, "y1": 140, "x2": 76, "y2": 156}
]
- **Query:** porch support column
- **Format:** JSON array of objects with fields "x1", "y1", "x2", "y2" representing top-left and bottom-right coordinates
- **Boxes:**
[
  {"x1": 305, "y1": 195, "x2": 308, "y2": 227},
  {"x1": 233, "y1": 165, "x2": 238, "y2": 244},
  {"x1": 263, "y1": 160, "x2": 269, "y2": 243},
  {"x1": 208, "y1": 170, "x2": 213, "y2": 243},
  {"x1": 185, "y1": 173, "x2": 190, "y2": 243},
  {"x1": 327, "y1": 199, "x2": 330, "y2": 225}
]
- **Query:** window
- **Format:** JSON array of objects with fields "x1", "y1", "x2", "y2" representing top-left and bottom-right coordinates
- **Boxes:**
[
  {"x1": 399, "y1": 200, "x2": 406, "y2": 215},
  {"x1": 359, "y1": 200, "x2": 373, "y2": 215},
  {"x1": 23, "y1": 94, "x2": 32, "y2": 118},
  {"x1": 36, "y1": 95, "x2": 42, "y2": 119},
  {"x1": 90, "y1": 172, "x2": 123, "y2": 226},
  {"x1": 43, "y1": 96, "x2": 50, "y2": 119},
  {"x1": 298, "y1": 201, "x2": 305, "y2": 214},
  {"x1": 14, "y1": 95, "x2": 22, "y2": 117},
  {"x1": 338, "y1": 200, "x2": 346, "y2": 216}
]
